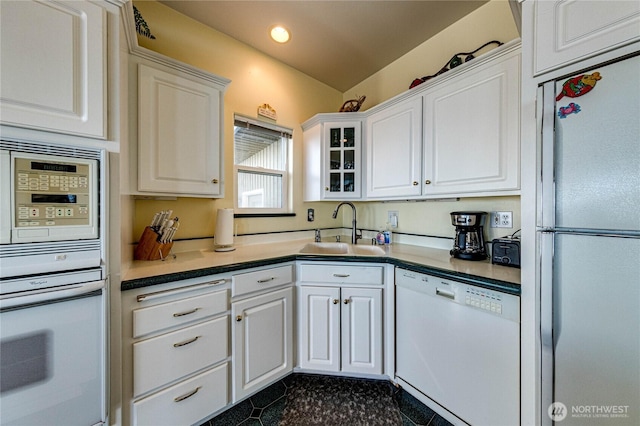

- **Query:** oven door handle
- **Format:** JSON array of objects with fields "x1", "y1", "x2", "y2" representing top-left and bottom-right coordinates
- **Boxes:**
[{"x1": 0, "y1": 280, "x2": 105, "y2": 310}]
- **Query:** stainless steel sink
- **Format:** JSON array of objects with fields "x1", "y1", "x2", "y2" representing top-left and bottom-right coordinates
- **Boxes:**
[
  {"x1": 299, "y1": 242, "x2": 385, "y2": 256},
  {"x1": 299, "y1": 242, "x2": 349, "y2": 254},
  {"x1": 350, "y1": 245, "x2": 386, "y2": 256}
]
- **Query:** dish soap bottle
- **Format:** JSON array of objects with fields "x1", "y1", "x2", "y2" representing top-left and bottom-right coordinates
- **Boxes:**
[
  {"x1": 383, "y1": 223, "x2": 392, "y2": 245},
  {"x1": 376, "y1": 228, "x2": 386, "y2": 245}
]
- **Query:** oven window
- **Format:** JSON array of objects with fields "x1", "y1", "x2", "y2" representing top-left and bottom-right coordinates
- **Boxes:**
[{"x1": 0, "y1": 331, "x2": 51, "y2": 393}]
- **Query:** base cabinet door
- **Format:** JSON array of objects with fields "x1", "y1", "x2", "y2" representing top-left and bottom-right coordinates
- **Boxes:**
[
  {"x1": 341, "y1": 287, "x2": 383, "y2": 375},
  {"x1": 232, "y1": 287, "x2": 293, "y2": 402},
  {"x1": 298, "y1": 286, "x2": 341, "y2": 372},
  {"x1": 298, "y1": 286, "x2": 382, "y2": 375}
]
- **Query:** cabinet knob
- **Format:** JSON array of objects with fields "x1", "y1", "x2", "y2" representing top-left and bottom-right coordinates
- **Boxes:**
[
  {"x1": 412, "y1": 181, "x2": 418, "y2": 186},
  {"x1": 343, "y1": 298, "x2": 350, "y2": 304},
  {"x1": 325, "y1": 187, "x2": 329, "y2": 191},
  {"x1": 333, "y1": 299, "x2": 339, "y2": 305},
  {"x1": 212, "y1": 178, "x2": 219, "y2": 184},
  {"x1": 236, "y1": 315, "x2": 243, "y2": 322},
  {"x1": 425, "y1": 179, "x2": 431, "y2": 185}
]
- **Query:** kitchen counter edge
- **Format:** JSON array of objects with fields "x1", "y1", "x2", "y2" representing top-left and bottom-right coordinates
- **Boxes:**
[{"x1": 121, "y1": 243, "x2": 521, "y2": 295}]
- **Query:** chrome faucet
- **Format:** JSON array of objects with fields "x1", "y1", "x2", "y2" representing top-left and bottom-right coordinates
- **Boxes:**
[
  {"x1": 332, "y1": 202, "x2": 361, "y2": 244},
  {"x1": 314, "y1": 229, "x2": 321, "y2": 242}
]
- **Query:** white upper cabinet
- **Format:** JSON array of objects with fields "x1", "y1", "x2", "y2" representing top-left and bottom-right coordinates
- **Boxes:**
[
  {"x1": 422, "y1": 47, "x2": 521, "y2": 197},
  {"x1": 129, "y1": 53, "x2": 229, "y2": 198},
  {"x1": 302, "y1": 116, "x2": 363, "y2": 201},
  {"x1": 366, "y1": 97, "x2": 423, "y2": 199},
  {"x1": 0, "y1": 0, "x2": 106, "y2": 139},
  {"x1": 532, "y1": 0, "x2": 640, "y2": 76},
  {"x1": 303, "y1": 41, "x2": 521, "y2": 201}
]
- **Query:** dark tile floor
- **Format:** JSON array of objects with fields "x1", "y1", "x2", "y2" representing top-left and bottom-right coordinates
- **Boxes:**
[{"x1": 200, "y1": 374, "x2": 453, "y2": 426}]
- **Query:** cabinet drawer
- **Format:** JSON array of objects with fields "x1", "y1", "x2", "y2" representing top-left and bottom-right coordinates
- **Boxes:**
[
  {"x1": 299, "y1": 264, "x2": 384, "y2": 285},
  {"x1": 133, "y1": 362, "x2": 228, "y2": 426},
  {"x1": 133, "y1": 290, "x2": 227, "y2": 338},
  {"x1": 232, "y1": 265, "x2": 293, "y2": 297},
  {"x1": 133, "y1": 316, "x2": 228, "y2": 397}
]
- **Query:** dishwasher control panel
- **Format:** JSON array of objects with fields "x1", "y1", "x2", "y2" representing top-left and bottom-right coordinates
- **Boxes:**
[
  {"x1": 395, "y1": 268, "x2": 519, "y2": 322},
  {"x1": 465, "y1": 287, "x2": 503, "y2": 314}
]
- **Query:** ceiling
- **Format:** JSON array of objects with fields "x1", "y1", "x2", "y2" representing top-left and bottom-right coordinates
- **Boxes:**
[{"x1": 158, "y1": 1, "x2": 489, "y2": 92}]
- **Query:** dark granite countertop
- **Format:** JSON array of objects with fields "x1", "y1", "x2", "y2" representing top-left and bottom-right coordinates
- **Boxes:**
[{"x1": 121, "y1": 240, "x2": 520, "y2": 295}]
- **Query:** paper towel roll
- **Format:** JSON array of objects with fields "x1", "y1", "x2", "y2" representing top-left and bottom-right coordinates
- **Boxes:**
[{"x1": 215, "y1": 208, "x2": 235, "y2": 251}]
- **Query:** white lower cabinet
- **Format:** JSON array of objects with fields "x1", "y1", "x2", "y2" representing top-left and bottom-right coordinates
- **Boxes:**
[
  {"x1": 231, "y1": 266, "x2": 294, "y2": 402},
  {"x1": 299, "y1": 286, "x2": 382, "y2": 375},
  {"x1": 297, "y1": 263, "x2": 384, "y2": 375},
  {"x1": 129, "y1": 283, "x2": 230, "y2": 426},
  {"x1": 133, "y1": 363, "x2": 228, "y2": 426}
]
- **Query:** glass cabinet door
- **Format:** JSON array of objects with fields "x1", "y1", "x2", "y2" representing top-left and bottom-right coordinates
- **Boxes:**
[{"x1": 324, "y1": 122, "x2": 360, "y2": 198}]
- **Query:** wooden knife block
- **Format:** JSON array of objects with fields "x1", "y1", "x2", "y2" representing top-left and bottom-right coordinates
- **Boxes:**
[{"x1": 134, "y1": 226, "x2": 174, "y2": 261}]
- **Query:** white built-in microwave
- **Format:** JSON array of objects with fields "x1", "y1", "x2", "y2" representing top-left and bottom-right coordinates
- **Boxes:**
[
  {"x1": 1, "y1": 150, "x2": 98, "y2": 243},
  {"x1": 0, "y1": 141, "x2": 104, "y2": 278}
]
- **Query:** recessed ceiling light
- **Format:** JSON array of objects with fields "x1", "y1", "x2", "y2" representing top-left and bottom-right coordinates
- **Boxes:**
[{"x1": 270, "y1": 25, "x2": 290, "y2": 43}]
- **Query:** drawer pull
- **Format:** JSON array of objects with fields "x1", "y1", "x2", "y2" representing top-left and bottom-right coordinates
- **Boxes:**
[
  {"x1": 257, "y1": 277, "x2": 275, "y2": 283},
  {"x1": 174, "y1": 386, "x2": 202, "y2": 403},
  {"x1": 173, "y1": 308, "x2": 199, "y2": 317},
  {"x1": 333, "y1": 273, "x2": 350, "y2": 278},
  {"x1": 173, "y1": 336, "x2": 201, "y2": 348}
]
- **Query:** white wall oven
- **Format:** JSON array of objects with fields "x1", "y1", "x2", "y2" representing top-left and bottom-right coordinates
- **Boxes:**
[{"x1": 0, "y1": 140, "x2": 107, "y2": 425}]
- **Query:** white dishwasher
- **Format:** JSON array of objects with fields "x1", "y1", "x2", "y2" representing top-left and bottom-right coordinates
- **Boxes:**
[{"x1": 395, "y1": 268, "x2": 519, "y2": 426}]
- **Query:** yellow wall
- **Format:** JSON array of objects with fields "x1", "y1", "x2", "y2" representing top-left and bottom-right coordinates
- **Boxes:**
[
  {"x1": 344, "y1": 0, "x2": 520, "y2": 106},
  {"x1": 131, "y1": 1, "x2": 342, "y2": 241},
  {"x1": 131, "y1": 0, "x2": 521, "y2": 243},
  {"x1": 341, "y1": 0, "x2": 521, "y2": 242}
]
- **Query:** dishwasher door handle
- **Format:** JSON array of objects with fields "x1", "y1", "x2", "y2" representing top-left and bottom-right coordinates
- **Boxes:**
[{"x1": 435, "y1": 288, "x2": 455, "y2": 300}]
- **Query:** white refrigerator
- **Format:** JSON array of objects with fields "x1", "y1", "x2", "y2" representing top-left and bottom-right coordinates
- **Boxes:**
[{"x1": 539, "y1": 54, "x2": 640, "y2": 425}]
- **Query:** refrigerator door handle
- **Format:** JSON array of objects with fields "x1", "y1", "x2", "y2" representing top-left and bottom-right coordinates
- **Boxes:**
[
  {"x1": 539, "y1": 81, "x2": 557, "y2": 229},
  {"x1": 539, "y1": 230, "x2": 555, "y2": 426}
]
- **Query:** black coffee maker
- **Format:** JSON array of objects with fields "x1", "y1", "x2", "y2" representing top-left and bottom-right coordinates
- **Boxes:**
[{"x1": 450, "y1": 211, "x2": 487, "y2": 261}]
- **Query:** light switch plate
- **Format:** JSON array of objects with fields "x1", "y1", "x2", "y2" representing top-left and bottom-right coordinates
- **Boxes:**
[{"x1": 388, "y1": 211, "x2": 399, "y2": 228}]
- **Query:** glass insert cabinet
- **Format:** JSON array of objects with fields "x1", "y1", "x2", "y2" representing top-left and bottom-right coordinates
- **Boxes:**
[{"x1": 325, "y1": 122, "x2": 361, "y2": 198}]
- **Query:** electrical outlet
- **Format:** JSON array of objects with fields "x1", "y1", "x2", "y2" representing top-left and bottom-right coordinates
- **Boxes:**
[
  {"x1": 387, "y1": 211, "x2": 399, "y2": 228},
  {"x1": 491, "y1": 211, "x2": 513, "y2": 228}
]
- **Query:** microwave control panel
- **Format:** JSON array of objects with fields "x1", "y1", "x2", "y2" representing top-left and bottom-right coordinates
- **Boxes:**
[{"x1": 13, "y1": 157, "x2": 93, "y2": 228}]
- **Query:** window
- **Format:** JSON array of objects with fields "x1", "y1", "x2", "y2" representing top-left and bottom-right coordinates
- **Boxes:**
[{"x1": 234, "y1": 115, "x2": 292, "y2": 214}]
